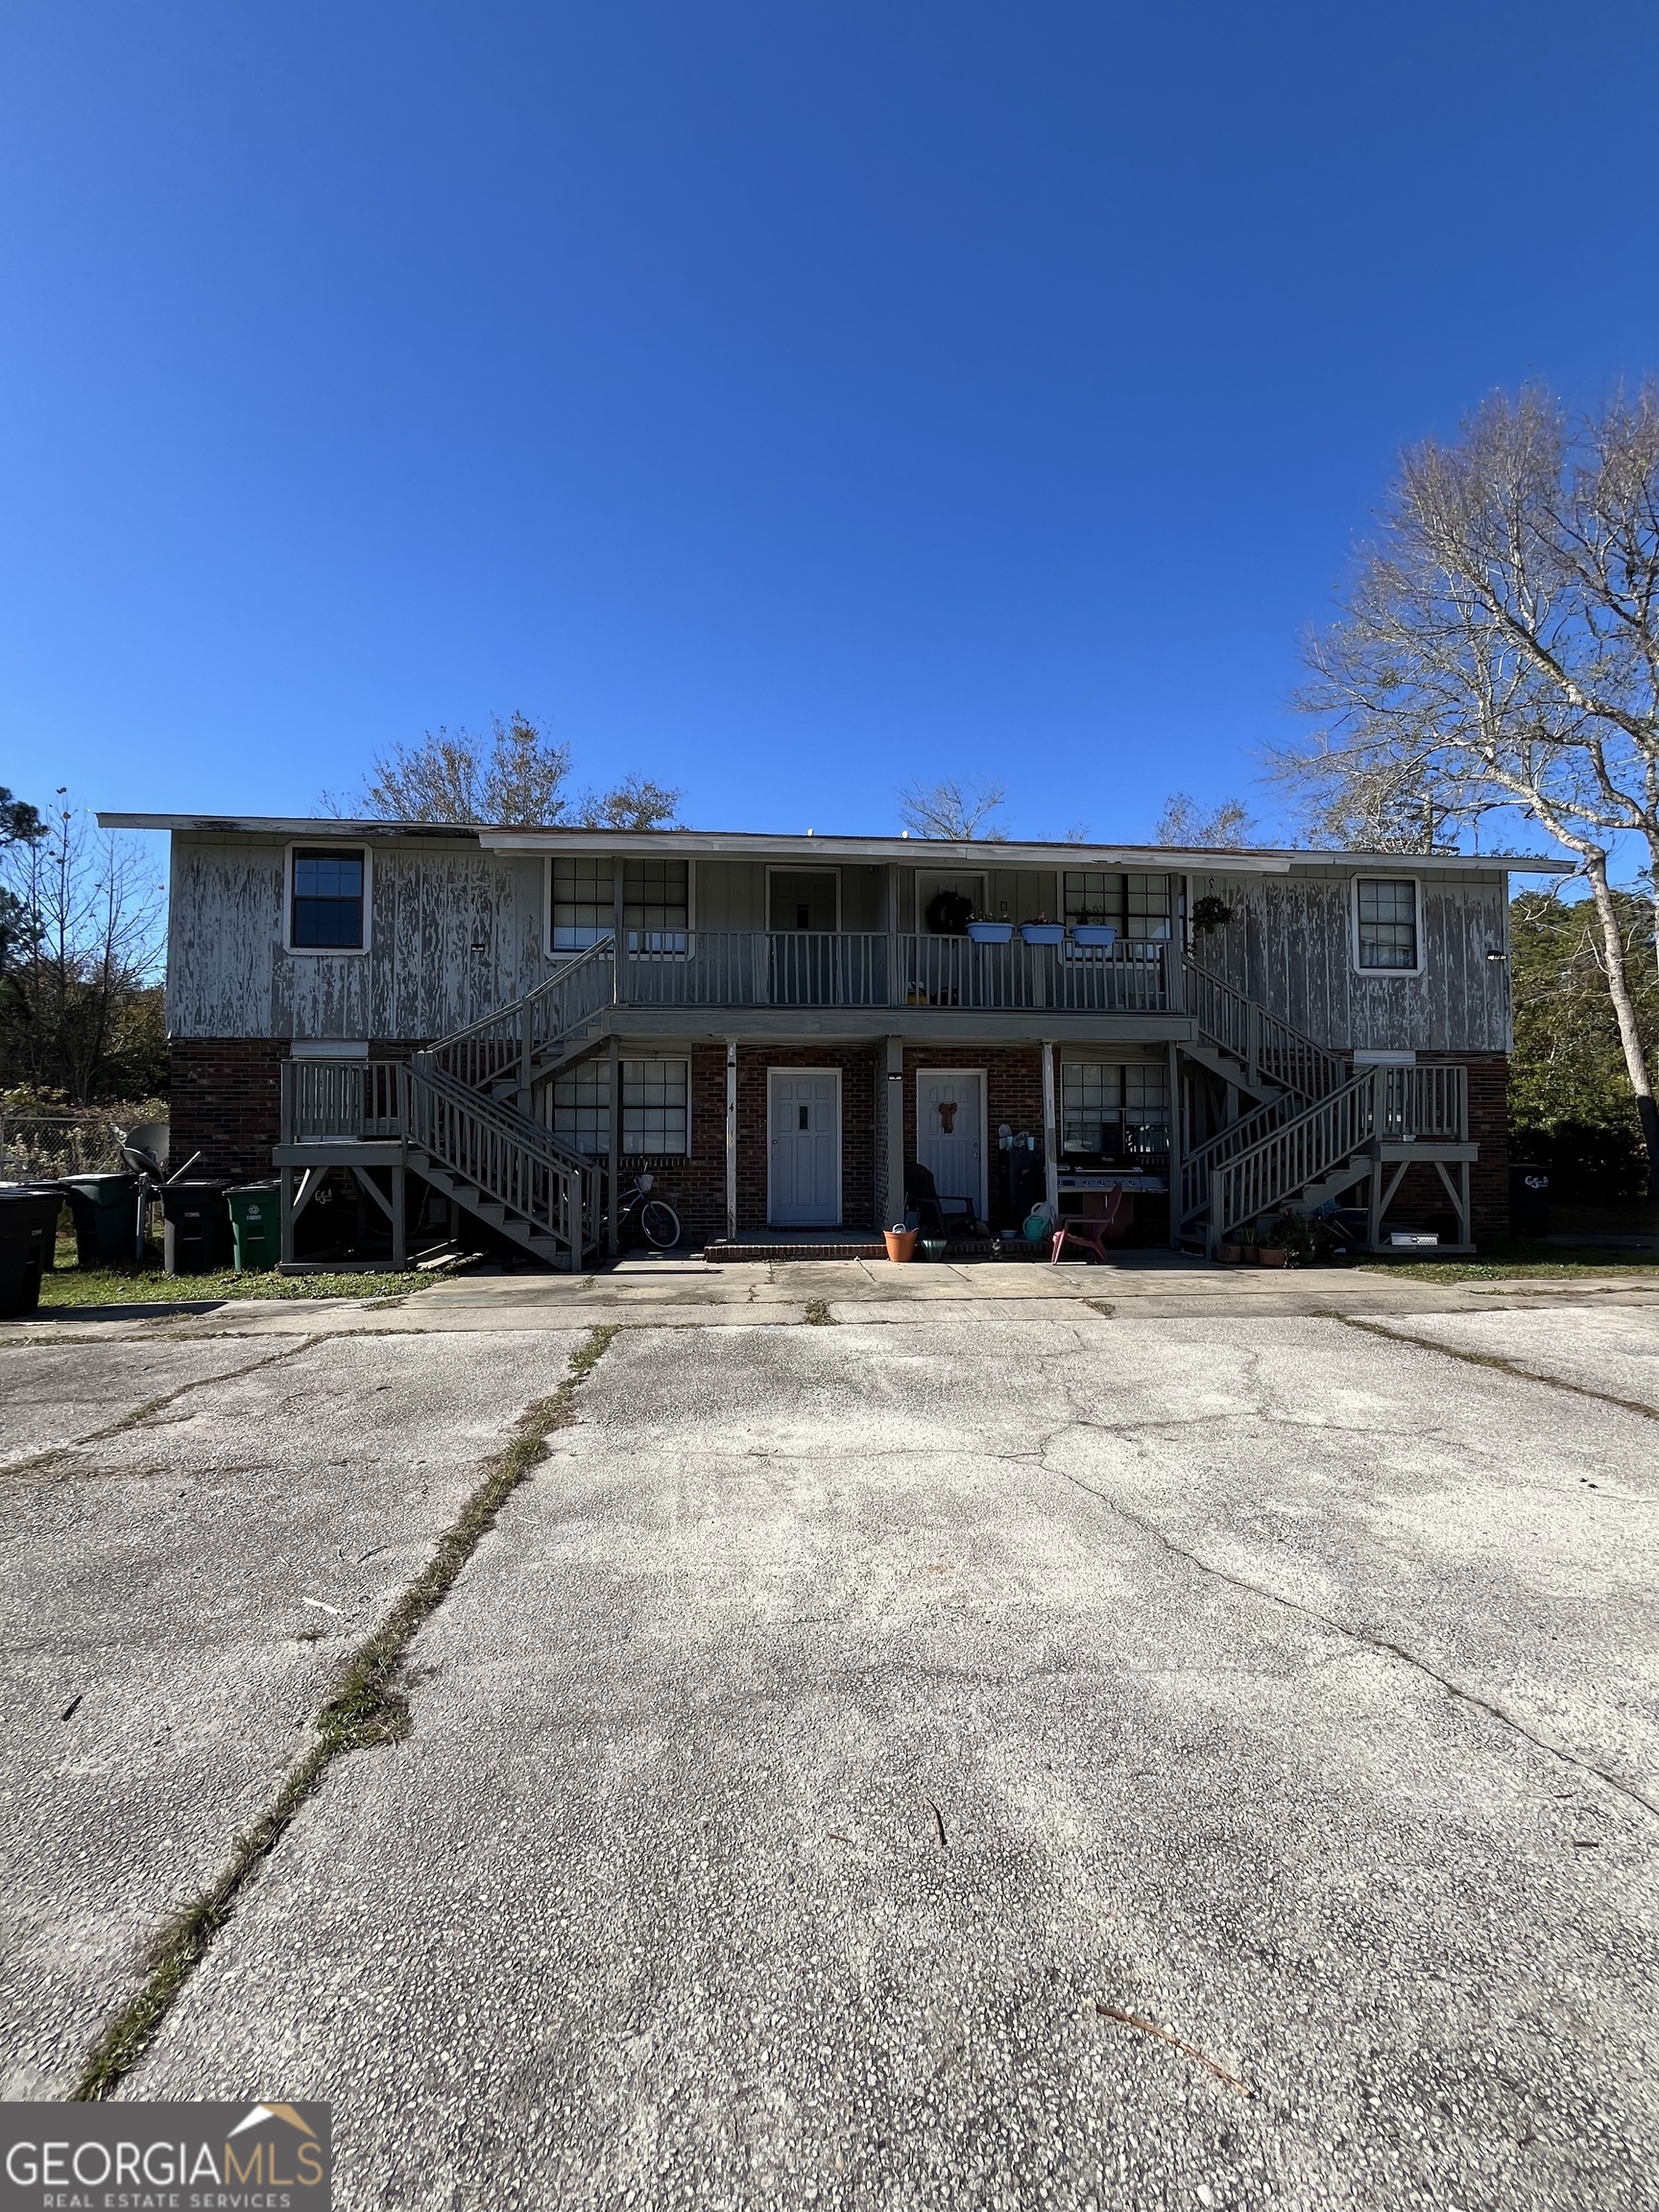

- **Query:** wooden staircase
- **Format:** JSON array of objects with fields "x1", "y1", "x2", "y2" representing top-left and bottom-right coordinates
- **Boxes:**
[
  {"x1": 402, "y1": 939, "x2": 618, "y2": 1269},
  {"x1": 1179, "y1": 1059, "x2": 1473, "y2": 1258}
]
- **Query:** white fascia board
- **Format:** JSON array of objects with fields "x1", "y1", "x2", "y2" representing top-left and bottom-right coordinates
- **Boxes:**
[{"x1": 94, "y1": 812, "x2": 1575, "y2": 876}]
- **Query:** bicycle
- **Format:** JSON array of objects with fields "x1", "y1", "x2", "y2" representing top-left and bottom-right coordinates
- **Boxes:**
[{"x1": 611, "y1": 1172, "x2": 682, "y2": 1251}]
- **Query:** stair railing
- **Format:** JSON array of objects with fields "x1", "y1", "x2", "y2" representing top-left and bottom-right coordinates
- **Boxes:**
[
  {"x1": 1209, "y1": 1069, "x2": 1379, "y2": 1254},
  {"x1": 1178, "y1": 1095, "x2": 1286, "y2": 1228},
  {"x1": 1184, "y1": 956, "x2": 1347, "y2": 1102},
  {"x1": 427, "y1": 936, "x2": 616, "y2": 1095},
  {"x1": 403, "y1": 1061, "x2": 601, "y2": 1264}
]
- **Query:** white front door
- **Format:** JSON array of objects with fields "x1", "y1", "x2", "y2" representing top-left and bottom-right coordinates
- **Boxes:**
[
  {"x1": 768, "y1": 1069, "x2": 841, "y2": 1227},
  {"x1": 916, "y1": 1069, "x2": 985, "y2": 1221}
]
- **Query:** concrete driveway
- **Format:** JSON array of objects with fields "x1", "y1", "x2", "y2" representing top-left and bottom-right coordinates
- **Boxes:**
[{"x1": 2, "y1": 1285, "x2": 1656, "y2": 2209}]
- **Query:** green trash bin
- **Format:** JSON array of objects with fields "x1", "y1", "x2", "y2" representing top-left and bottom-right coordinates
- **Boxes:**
[
  {"x1": 227, "y1": 1182, "x2": 280, "y2": 1273},
  {"x1": 59, "y1": 1172, "x2": 142, "y2": 1267}
]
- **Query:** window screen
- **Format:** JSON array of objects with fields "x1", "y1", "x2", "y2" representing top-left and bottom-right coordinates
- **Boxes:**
[
  {"x1": 1061, "y1": 1062, "x2": 1170, "y2": 1156},
  {"x1": 291, "y1": 850, "x2": 365, "y2": 950},
  {"x1": 1062, "y1": 871, "x2": 1172, "y2": 939},
  {"x1": 551, "y1": 858, "x2": 689, "y2": 950},
  {"x1": 550, "y1": 1059, "x2": 689, "y2": 1156},
  {"x1": 1357, "y1": 879, "x2": 1418, "y2": 970}
]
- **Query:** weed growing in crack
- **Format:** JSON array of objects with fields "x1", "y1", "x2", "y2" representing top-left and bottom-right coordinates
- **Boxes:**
[
  {"x1": 71, "y1": 1323, "x2": 619, "y2": 2101},
  {"x1": 803, "y1": 1300, "x2": 836, "y2": 1326}
]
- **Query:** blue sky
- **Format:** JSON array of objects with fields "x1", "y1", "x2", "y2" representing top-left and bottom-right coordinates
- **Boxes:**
[{"x1": 2, "y1": 2, "x2": 1656, "y2": 844}]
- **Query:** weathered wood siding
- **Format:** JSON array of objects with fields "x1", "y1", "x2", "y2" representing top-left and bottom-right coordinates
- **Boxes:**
[
  {"x1": 1190, "y1": 866, "x2": 1511, "y2": 1054},
  {"x1": 164, "y1": 835, "x2": 1512, "y2": 1054},
  {"x1": 166, "y1": 835, "x2": 550, "y2": 1042}
]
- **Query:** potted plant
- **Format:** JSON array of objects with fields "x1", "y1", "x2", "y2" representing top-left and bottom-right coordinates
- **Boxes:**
[
  {"x1": 1260, "y1": 1209, "x2": 1310, "y2": 1267},
  {"x1": 1020, "y1": 911, "x2": 1065, "y2": 946},
  {"x1": 1070, "y1": 913, "x2": 1118, "y2": 949},
  {"x1": 1217, "y1": 1241, "x2": 1242, "y2": 1264},
  {"x1": 966, "y1": 905, "x2": 1014, "y2": 944},
  {"x1": 1190, "y1": 894, "x2": 1234, "y2": 939},
  {"x1": 884, "y1": 1224, "x2": 917, "y2": 1262}
]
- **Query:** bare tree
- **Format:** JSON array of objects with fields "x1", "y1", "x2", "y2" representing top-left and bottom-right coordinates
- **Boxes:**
[
  {"x1": 898, "y1": 778, "x2": 1008, "y2": 840},
  {"x1": 0, "y1": 795, "x2": 166, "y2": 1102},
  {"x1": 329, "y1": 712, "x2": 681, "y2": 830},
  {"x1": 1276, "y1": 383, "x2": 1659, "y2": 1187},
  {"x1": 572, "y1": 774, "x2": 682, "y2": 832},
  {"x1": 1155, "y1": 793, "x2": 1260, "y2": 848}
]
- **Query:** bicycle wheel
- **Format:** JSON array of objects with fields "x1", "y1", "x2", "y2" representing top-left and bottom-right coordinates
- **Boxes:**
[{"x1": 639, "y1": 1198, "x2": 681, "y2": 1249}]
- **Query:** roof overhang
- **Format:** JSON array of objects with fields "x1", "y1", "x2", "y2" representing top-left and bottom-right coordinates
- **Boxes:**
[{"x1": 96, "y1": 813, "x2": 1575, "y2": 876}]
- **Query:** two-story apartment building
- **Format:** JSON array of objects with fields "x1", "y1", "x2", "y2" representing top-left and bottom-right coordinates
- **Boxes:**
[{"x1": 102, "y1": 814, "x2": 1565, "y2": 1267}]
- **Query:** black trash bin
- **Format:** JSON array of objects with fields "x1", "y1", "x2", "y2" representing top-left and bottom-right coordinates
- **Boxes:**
[
  {"x1": 0, "y1": 1186, "x2": 62, "y2": 1316},
  {"x1": 1509, "y1": 1163, "x2": 1551, "y2": 1238},
  {"x1": 59, "y1": 1171, "x2": 143, "y2": 1267},
  {"x1": 160, "y1": 1178, "x2": 234, "y2": 1275}
]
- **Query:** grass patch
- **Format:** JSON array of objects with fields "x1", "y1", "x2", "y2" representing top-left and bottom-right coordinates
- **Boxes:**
[
  {"x1": 71, "y1": 1324, "x2": 619, "y2": 2100},
  {"x1": 38, "y1": 1263, "x2": 435, "y2": 1310},
  {"x1": 802, "y1": 1299, "x2": 836, "y2": 1325},
  {"x1": 1358, "y1": 1238, "x2": 1659, "y2": 1286}
]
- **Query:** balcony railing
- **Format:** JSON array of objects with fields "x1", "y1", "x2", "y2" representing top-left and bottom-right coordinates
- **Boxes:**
[
  {"x1": 281, "y1": 1057, "x2": 404, "y2": 1144},
  {"x1": 619, "y1": 931, "x2": 1172, "y2": 1014}
]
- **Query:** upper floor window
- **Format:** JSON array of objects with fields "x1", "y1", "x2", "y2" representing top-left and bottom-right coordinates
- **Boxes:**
[
  {"x1": 290, "y1": 848, "x2": 366, "y2": 950},
  {"x1": 1063, "y1": 871, "x2": 1171, "y2": 940},
  {"x1": 1356, "y1": 878, "x2": 1420, "y2": 971},
  {"x1": 551, "y1": 856, "x2": 689, "y2": 951}
]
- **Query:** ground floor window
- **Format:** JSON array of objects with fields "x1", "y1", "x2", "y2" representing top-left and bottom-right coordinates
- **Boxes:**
[
  {"x1": 550, "y1": 1057, "x2": 690, "y2": 1156},
  {"x1": 1061, "y1": 1060, "x2": 1169, "y2": 1158}
]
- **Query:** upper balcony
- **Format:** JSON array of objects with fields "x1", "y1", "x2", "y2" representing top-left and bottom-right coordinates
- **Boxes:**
[{"x1": 613, "y1": 929, "x2": 1177, "y2": 1019}]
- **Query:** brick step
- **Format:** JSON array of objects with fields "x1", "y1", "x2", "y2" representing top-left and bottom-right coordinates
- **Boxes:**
[{"x1": 700, "y1": 1237, "x2": 1054, "y2": 1263}]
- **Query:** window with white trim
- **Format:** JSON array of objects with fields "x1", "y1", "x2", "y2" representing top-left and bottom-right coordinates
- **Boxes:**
[
  {"x1": 551, "y1": 857, "x2": 689, "y2": 951},
  {"x1": 1356, "y1": 878, "x2": 1419, "y2": 971},
  {"x1": 290, "y1": 847, "x2": 367, "y2": 950},
  {"x1": 550, "y1": 1058, "x2": 690, "y2": 1156},
  {"x1": 1061, "y1": 1061, "x2": 1169, "y2": 1158}
]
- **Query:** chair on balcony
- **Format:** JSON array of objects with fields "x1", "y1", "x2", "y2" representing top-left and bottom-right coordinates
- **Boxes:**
[{"x1": 904, "y1": 1161, "x2": 974, "y2": 1240}]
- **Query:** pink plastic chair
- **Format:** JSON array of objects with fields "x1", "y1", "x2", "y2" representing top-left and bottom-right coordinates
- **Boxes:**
[{"x1": 1049, "y1": 1186, "x2": 1131, "y2": 1262}]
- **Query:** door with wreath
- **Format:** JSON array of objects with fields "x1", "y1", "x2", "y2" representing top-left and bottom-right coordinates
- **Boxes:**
[{"x1": 916, "y1": 1070, "x2": 985, "y2": 1224}]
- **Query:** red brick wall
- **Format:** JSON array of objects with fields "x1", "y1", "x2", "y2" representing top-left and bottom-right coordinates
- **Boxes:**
[
  {"x1": 1465, "y1": 1053, "x2": 1509, "y2": 1230},
  {"x1": 171, "y1": 1039, "x2": 286, "y2": 1181}
]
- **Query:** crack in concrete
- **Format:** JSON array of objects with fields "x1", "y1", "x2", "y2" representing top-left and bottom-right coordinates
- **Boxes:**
[
  {"x1": 70, "y1": 1324, "x2": 622, "y2": 2100},
  {"x1": 0, "y1": 1337, "x2": 326, "y2": 1481},
  {"x1": 1335, "y1": 1315, "x2": 1659, "y2": 1427},
  {"x1": 1038, "y1": 1451, "x2": 1659, "y2": 1824}
]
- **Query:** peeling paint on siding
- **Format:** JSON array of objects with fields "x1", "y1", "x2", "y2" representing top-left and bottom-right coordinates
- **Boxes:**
[
  {"x1": 165, "y1": 836, "x2": 1513, "y2": 1054},
  {"x1": 1190, "y1": 867, "x2": 1510, "y2": 1053}
]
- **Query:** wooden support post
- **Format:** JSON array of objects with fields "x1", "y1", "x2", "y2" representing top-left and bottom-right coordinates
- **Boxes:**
[
  {"x1": 279, "y1": 1166, "x2": 296, "y2": 1266},
  {"x1": 883, "y1": 863, "x2": 900, "y2": 1011},
  {"x1": 1367, "y1": 1160, "x2": 1382, "y2": 1252},
  {"x1": 725, "y1": 1039, "x2": 738, "y2": 1241},
  {"x1": 1042, "y1": 1041, "x2": 1059, "y2": 1220},
  {"x1": 517, "y1": 998, "x2": 533, "y2": 1118},
  {"x1": 607, "y1": 1033, "x2": 621, "y2": 1258},
  {"x1": 391, "y1": 1165, "x2": 406, "y2": 1270},
  {"x1": 1166, "y1": 1039, "x2": 1182, "y2": 1248},
  {"x1": 612, "y1": 856, "x2": 627, "y2": 1008},
  {"x1": 882, "y1": 1036, "x2": 904, "y2": 1228}
]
